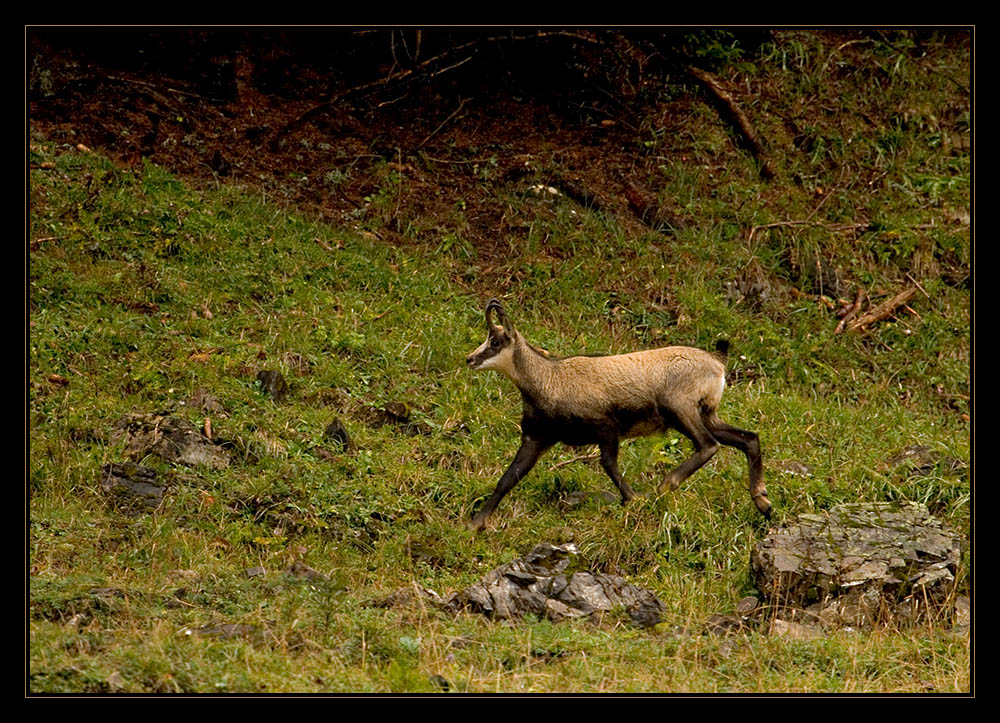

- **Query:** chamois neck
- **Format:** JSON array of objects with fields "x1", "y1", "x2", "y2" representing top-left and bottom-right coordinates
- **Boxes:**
[{"x1": 507, "y1": 334, "x2": 556, "y2": 399}]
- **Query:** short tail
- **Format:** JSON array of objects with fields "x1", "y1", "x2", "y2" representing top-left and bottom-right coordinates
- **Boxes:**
[{"x1": 713, "y1": 339, "x2": 730, "y2": 362}]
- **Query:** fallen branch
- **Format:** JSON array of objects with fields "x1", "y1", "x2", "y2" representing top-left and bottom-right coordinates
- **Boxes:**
[
  {"x1": 687, "y1": 65, "x2": 777, "y2": 180},
  {"x1": 846, "y1": 286, "x2": 918, "y2": 333},
  {"x1": 834, "y1": 286, "x2": 866, "y2": 334}
]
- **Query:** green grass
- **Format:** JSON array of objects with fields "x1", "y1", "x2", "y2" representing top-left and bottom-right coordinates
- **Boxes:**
[{"x1": 28, "y1": 33, "x2": 969, "y2": 694}]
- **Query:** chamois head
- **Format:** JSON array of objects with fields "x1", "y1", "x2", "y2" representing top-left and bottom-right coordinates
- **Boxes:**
[{"x1": 466, "y1": 299, "x2": 516, "y2": 372}]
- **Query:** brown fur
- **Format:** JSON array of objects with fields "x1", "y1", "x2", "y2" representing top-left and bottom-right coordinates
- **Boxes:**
[{"x1": 466, "y1": 300, "x2": 770, "y2": 530}]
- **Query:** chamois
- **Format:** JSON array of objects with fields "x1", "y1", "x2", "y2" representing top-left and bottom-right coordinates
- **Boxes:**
[{"x1": 465, "y1": 299, "x2": 770, "y2": 531}]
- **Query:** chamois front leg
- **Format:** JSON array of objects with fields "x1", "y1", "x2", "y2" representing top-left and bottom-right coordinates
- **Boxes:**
[
  {"x1": 597, "y1": 434, "x2": 636, "y2": 504},
  {"x1": 470, "y1": 435, "x2": 553, "y2": 531}
]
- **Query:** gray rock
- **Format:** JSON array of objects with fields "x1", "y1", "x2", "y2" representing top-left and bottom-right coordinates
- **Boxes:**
[
  {"x1": 323, "y1": 417, "x2": 353, "y2": 452},
  {"x1": 751, "y1": 502, "x2": 962, "y2": 628},
  {"x1": 769, "y1": 618, "x2": 822, "y2": 640},
  {"x1": 735, "y1": 596, "x2": 760, "y2": 616},
  {"x1": 111, "y1": 413, "x2": 230, "y2": 469},
  {"x1": 99, "y1": 462, "x2": 165, "y2": 514},
  {"x1": 287, "y1": 560, "x2": 327, "y2": 581},
  {"x1": 885, "y1": 445, "x2": 966, "y2": 476},
  {"x1": 257, "y1": 370, "x2": 289, "y2": 402},
  {"x1": 445, "y1": 543, "x2": 665, "y2": 628},
  {"x1": 186, "y1": 387, "x2": 227, "y2": 415}
]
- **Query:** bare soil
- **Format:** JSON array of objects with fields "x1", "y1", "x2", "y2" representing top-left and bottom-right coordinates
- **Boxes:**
[{"x1": 28, "y1": 29, "x2": 731, "y2": 264}]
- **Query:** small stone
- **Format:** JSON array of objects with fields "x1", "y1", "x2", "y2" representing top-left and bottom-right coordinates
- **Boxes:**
[
  {"x1": 106, "y1": 671, "x2": 125, "y2": 690},
  {"x1": 429, "y1": 674, "x2": 450, "y2": 691},
  {"x1": 187, "y1": 387, "x2": 226, "y2": 415},
  {"x1": 257, "y1": 370, "x2": 289, "y2": 402},
  {"x1": 735, "y1": 596, "x2": 759, "y2": 616},
  {"x1": 770, "y1": 618, "x2": 821, "y2": 640},
  {"x1": 287, "y1": 560, "x2": 327, "y2": 581},
  {"x1": 447, "y1": 542, "x2": 663, "y2": 627},
  {"x1": 705, "y1": 613, "x2": 744, "y2": 636},
  {"x1": 323, "y1": 417, "x2": 353, "y2": 451}
]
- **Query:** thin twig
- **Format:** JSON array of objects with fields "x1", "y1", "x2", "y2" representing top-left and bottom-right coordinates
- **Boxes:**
[
  {"x1": 819, "y1": 38, "x2": 874, "y2": 77},
  {"x1": 549, "y1": 453, "x2": 600, "y2": 471},
  {"x1": 108, "y1": 75, "x2": 227, "y2": 104},
  {"x1": 905, "y1": 272, "x2": 931, "y2": 300},
  {"x1": 418, "y1": 97, "x2": 469, "y2": 149},
  {"x1": 422, "y1": 155, "x2": 497, "y2": 165},
  {"x1": 274, "y1": 43, "x2": 481, "y2": 140}
]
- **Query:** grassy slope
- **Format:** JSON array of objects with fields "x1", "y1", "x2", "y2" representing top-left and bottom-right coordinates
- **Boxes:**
[{"x1": 28, "y1": 31, "x2": 970, "y2": 694}]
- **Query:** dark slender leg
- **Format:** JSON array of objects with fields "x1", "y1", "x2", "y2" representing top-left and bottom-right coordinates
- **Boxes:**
[
  {"x1": 656, "y1": 411, "x2": 720, "y2": 495},
  {"x1": 707, "y1": 417, "x2": 770, "y2": 519},
  {"x1": 470, "y1": 435, "x2": 552, "y2": 530},
  {"x1": 598, "y1": 434, "x2": 635, "y2": 503}
]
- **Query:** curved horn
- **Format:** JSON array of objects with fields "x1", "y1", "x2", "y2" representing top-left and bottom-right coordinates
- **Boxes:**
[
  {"x1": 485, "y1": 299, "x2": 513, "y2": 335},
  {"x1": 485, "y1": 298, "x2": 502, "y2": 328}
]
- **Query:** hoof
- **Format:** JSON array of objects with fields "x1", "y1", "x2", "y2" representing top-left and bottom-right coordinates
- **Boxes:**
[{"x1": 753, "y1": 494, "x2": 772, "y2": 520}]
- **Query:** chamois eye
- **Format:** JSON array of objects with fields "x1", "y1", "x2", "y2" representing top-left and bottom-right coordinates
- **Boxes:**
[{"x1": 491, "y1": 339, "x2": 501, "y2": 349}]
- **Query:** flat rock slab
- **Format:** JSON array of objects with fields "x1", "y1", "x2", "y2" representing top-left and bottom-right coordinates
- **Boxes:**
[
  {"x1": 100, "y1": 462, "x2": 165, "y2": 514},
  {"x1": 751, "y1": 502, "x2": 961, "y2": 627},
  {"x1": 111, "y1": 413, "x2": 230, "y2": 469},
  {"x1": 445, "y1": 543, "x2": 665, "y2": 628}
]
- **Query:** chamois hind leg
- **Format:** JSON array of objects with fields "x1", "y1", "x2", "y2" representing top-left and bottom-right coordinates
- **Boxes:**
[
  {"x1": 656, "y1": 410, "x2": 720, "y2": 495},
  {"x1": 706, "y1": 415, "x2": 771, "y2": 519},
  {"x1": 597, "y1": 433, "x2": 636, "y2": 504},
  {"x1": 470, "y1": 435, "x2": 553, "y2": 531}
]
